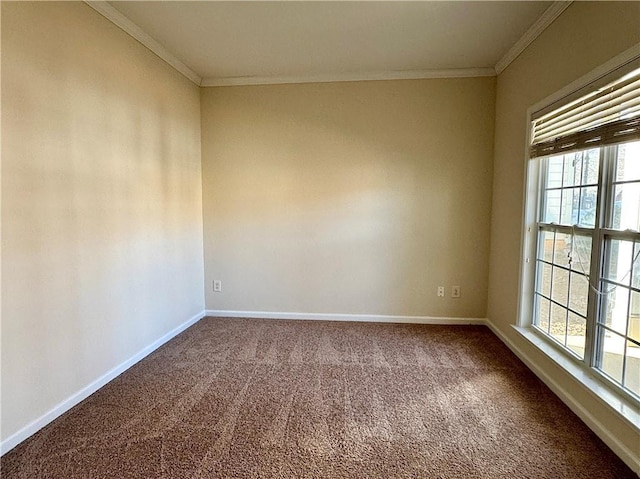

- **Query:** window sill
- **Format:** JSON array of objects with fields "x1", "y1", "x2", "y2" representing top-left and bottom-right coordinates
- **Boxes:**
[{"x1": 513, "y1": 325, "x2": 640, "y2": 430}]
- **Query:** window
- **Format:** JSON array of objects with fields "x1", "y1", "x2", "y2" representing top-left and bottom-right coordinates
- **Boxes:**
[{"x1": 524, "y1": 60, "x2": 640, "y2": 404}]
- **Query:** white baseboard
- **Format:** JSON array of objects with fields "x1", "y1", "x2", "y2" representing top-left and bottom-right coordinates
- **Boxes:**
[
  {"x1": 7, "y1": 310, "x2": 634, "y2": 473},
  {"x1": 0, "y1": 310, "x2": 206, "y2": 456},
  {"x1": 205, "y1": 309, "x2": 486, "y2": 325},
  {"x1": 484, "y1": 318, "x2": 640, "y2": 475}
]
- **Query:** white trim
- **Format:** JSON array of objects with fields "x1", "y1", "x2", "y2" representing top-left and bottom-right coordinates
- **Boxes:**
[
  {"x1": 495, "y1": 1, "x2": 573, "y2": 75},
  {"x1": 517, "y1": 87, "x2": 540, "y2": 330},
  {"x1": 485, "y1": 319, "x2": 640, "y2": 475},
  {"x1": 83, "y1": 1, "x2": 202, "y2": 86},
  {"x1": 200, "y1": 68, "x2": 496, "y2": 87},
  {"x1": 4, "y1": 309, "x2": 636, "y2": 472},
  {"x1": 82, "y1": 0, "x2": 574, "y2": 85},
  {"x1": 205, "y1": 309, "x2": 485, "y2": 325},
  {"x1": 0, "y1": 310, "x2": 206, "y2": 456},
  {"x1": 513, "y1": 47, "x2": 640, "y2": 475},
  {"x1": 521, "y1": 43, "x2": 640, "y2": 331}
]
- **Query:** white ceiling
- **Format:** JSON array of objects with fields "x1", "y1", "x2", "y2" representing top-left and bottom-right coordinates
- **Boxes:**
[{"x1": 104, "y1": 1, "x2": 554, "y2": 85}]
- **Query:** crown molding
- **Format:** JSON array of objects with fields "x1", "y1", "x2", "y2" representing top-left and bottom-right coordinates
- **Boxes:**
[
  {"x1": 84, "y1": 1, "x2": 202, "y2": 86},
  {"x1": 84, "y1": 0, "x2": 559, "y2": 87},
  {"x1": 495, "y1": 1, "x2": 573, "y2": 75},
  {"x1": 201, "y1": 68, "x2": 496, "y2": 87}
]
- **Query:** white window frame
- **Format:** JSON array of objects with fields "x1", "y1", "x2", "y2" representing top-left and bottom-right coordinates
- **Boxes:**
[{"x1": 518, "y1": 44, "x2": 640, "y2": 431}]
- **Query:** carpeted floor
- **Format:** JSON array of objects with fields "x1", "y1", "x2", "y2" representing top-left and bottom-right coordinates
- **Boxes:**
[{"x1": 1, "y1": 317, "x2": 636, "y2": 478}]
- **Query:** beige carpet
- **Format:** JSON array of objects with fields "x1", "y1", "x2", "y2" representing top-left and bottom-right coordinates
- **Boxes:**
[{"x1": 1, "y1": 318, "x2": 635, "y2": 478}]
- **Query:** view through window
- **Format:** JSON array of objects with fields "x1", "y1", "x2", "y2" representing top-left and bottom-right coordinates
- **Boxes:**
[{"x1": 528, "y1": 64, "x2": 640, "y2": 402}]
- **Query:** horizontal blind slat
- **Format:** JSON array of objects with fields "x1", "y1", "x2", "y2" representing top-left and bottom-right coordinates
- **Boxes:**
[
  {"x1": 533, "y1": 92, "x2": 640, "y2": 140},
  {"x1": 534, "y1": 76, "x2": 640, "y2": 128},
  {"x1": 530, "y1": 118, "x2": 640, "y2": 158},
  {"x1": 530, "y1": 66, "x2": 640, "y2": 157},
  {"x1": 534, "y1": 101, "x2": 640, "y2": 143}
]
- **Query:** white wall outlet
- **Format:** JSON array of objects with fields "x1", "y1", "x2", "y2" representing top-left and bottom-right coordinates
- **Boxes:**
[
  {"x1": 213, "y1": 280, "x2": 222, "y2": 292},
  {"x1": 452, "y1": 285, "x2": 461, "y2": 298},
  {"x1": 437, "y1": 286, "x2": 445, "y2": 297}
]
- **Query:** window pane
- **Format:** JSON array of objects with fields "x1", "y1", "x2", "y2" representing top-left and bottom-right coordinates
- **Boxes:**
[
  {"x1": 539, "y1": 230, "x2": 554, "y2": 262},
  {"x1": 577, "y1": 186, "x2": 597, "y2": 227},
  {"x1": 563, "y1": 153, "x2": 582, "y2": 188},
  {"x1": 569, "y1": 272, "x2": 588, "y2": 316},
  {"x1": 543, "y1": 189, "x2": 561, "y2": 223},
  {"x1": 560, "y1": 188, "x2": 577, "y2": 225},
  {"x1": 615, "y1": 141, "x2": 640, "y2": 183},
  {"x1": 541, "y1": 150, "x2": 600, "y2": 227},
  {"x1": 601, "y1": 285, "x2": 630, "y2": 336},
  {"x1": 570, "y1": 235, "x2": 592, "y2": 274},
  {"x1": 553, "y1": 233, "x2": 571, "y2": 267},
  {"x1": 530, "y1": 76, "x2": 638, "y2": 401},
  {"x1": 536, "y1": 295, "x2": 551, "y2": 333},
  {"x1": 567, "y1": 312, "x2": 586, "y2": 359},
  {"x1": 611, "y1": 183, "x2": 640, "y2": 232},
  {"x1": 605, "y1": 239, "x2": 634, "y2": 286},
  {"x1": 629, "y1": 290, "x2": 640, "y2": 344},
  {"x1": 551, "y1": 267, "x2": 569, "y2": 306},
  {"x1": 536, "y1": 261, "x2": 552, "y2": 298},
  {"x1": 623, "y1": 340, "x2": 640, "y2": 397},
  {"x1": 633, "y1": 242, "x2": 640, "y2": 290},
  {"x1": 547, "y1": 156, "x2": 563, "y2": 188},
  {"x1": 600, "y1": 329, "x2": 625, "y2": 383},
  {"x1": 581, "y1": 148, "x2": 600, "y2": 185},
  {"x1": 550, "y1": 303, "x2": 567, "y2": 344}
]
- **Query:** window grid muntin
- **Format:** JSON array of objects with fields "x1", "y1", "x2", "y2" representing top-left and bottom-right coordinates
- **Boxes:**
[
  {"x1": 596, "y1": 233, "x2": 640, "y2": 397},
  {"x1": 599, "y1": 278, "x2": 640, "y2": 295},
  {"x1": 534, "y1": 224, "x2": 593, "y2": 359},
  {"x1": 535, "y1": 153, "x2": 598, "y2": 362},
  {"x1": 533, "y1": 292, "x2": 588, "y2": 322},
  {"x1": 533, "y1": 143, "x2": 640, "y2": 401},
  {"x1": 597, "y1": 323, "x2": 640, "y2": 348},
  {"x1": 602, "y1": 143, "x2": 640, "y2": 233},
  {"x1": 540, "y1": 149, "x2": 600, "y2": 228},
  {"x1": 532, "y1": 293, "x2": 586, "y2": 361}
]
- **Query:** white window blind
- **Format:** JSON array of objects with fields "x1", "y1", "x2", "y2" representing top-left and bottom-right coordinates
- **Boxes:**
[{"x1": 530, "y1": 66, "x2": 640, "y2": 158}]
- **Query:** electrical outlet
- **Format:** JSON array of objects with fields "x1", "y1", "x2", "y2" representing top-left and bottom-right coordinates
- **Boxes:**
[
  {"x1": 437, "y1": 286, "x2": 445, "y2": 297},
  {"x1": 452, "y1": 285, "x2": 461, "y2": 298},
  {"x1": 213, "y1": 280, "x2": 222, "y2": 292}
]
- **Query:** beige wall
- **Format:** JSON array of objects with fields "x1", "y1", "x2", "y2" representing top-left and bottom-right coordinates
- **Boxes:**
[
  {"x1": 488, "y1": 1, "x2": 640, "y2": 465},
  {"x1": 1, "y1": 2, "x2": 204, "y2": 441},
  {"x1": 4, "y1": 0, "x2": 635, "y2": 466},
  {"x1": 201, "y1": 78, "x2": 495, "y2": 317}
]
